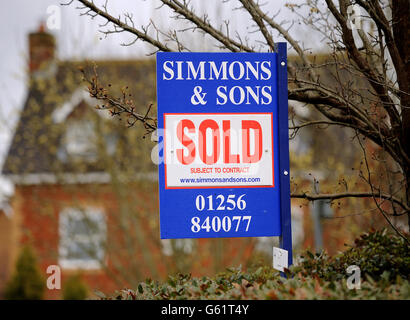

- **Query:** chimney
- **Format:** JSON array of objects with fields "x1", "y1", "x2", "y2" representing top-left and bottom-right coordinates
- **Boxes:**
[{"x1": 29, "y1": 23, "x2": 56, "y2": 73}]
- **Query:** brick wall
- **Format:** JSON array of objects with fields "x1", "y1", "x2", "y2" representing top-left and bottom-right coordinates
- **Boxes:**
[{"x1": 2, "y1": 181, "x2": 257, "y2": 299}]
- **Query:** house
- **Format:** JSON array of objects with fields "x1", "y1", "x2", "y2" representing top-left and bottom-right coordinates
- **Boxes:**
[{"x1": 0, "y1": 26, "x2": 262, "y2": 299}]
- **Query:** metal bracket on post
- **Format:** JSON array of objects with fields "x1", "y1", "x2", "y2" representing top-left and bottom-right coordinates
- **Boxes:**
[{"x1": 276, "y1": 42, "x2": 293, "y2": 277}]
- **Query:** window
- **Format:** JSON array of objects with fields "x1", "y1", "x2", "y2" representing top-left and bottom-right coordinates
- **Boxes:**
[
  {"x1": 58, "y1": 119, "x2": 118, "y2": 163},
  {"x1": 59, "y1": 207, "x2": 106, "y2": 269},
  {"x1": 255, "y1": 206, "x2": 305, "y2": 254},
  {"x1": 63, "y1": 120, "x2": 98, "y2": 162},
  {"x1": 291, "y1": 205, "x2": 305, "y2": 248},
  {"x1": 161, "y1": 239, "x2": 194, "y2": 256}
]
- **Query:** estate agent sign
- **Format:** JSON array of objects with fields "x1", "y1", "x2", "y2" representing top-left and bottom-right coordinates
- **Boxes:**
[{"x1": 156, "y1": 43, "x2": 292, "y2": 267}]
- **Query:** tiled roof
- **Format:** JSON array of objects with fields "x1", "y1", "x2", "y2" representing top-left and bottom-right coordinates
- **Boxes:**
[{"x1": 2, "y1": 59, "x2": 157, "y2": 179}]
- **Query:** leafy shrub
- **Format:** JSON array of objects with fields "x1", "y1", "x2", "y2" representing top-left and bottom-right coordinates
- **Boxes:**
[
  {"x1": 63, "y1": 274, "x2": 89, "y2": 300},
  {"x1": 4, "y1": 246, "x2": 45, "y2": 300},
  {"x1": 100, "y1": 229, "x2": 409, "y2": 300},
  {"x1": 294, "y1": 229, "x2": 410, "y2": 282},
  {"x1": 100, "y1": 267, "x2": 409, "y2": 300}
]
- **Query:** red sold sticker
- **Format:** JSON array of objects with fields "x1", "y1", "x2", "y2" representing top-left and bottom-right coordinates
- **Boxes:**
[{"x1": 164, "y1": 113, "x2": 274, "y2": 188}]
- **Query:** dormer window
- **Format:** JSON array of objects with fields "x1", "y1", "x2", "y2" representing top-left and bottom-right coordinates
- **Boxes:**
[
  {"x1": 53, "y1": 89, "x2": 119, "y2": 164},
  {"x1": 64, "y1": 120, "x2": 98, "y2": 162}
]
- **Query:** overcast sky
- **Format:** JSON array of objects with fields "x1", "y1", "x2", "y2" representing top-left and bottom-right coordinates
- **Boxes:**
[{"x1": 0, "y1": 0, "x2": 320, "y2": 173}]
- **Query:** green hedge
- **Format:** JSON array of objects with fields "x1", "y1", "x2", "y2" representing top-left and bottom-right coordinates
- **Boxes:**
[
  {"x1": 99, "y1": 229, "x2": 409, "y2": 300},
  {"x1": 294, "y1": 229, "x2": 410, "y2": 282}
]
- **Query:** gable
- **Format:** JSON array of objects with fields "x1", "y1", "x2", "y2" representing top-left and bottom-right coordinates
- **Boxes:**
[
  {"x1": 2, "y1": 59, "x2": 157, "y2": 181},
  {"x1": 51, "y1": 88, "x2": 111, "y2": 124}
]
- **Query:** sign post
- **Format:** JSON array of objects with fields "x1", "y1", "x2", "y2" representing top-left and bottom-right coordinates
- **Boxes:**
[
  {"x1": 156, "y1": 43, "x2": 292, "y2": 270},
  {"x1": 276, "y1": 43, "x2": 293, "y2": 270}
]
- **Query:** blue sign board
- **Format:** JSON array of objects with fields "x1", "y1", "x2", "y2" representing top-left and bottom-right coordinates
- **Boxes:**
[{"x1": 156, "y1": 44, "x2": 292, "y2": 265}]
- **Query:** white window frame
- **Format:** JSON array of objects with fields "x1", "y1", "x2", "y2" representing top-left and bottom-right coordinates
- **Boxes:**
[
  {"x1": 58, "y1": 207, "x2": 106, "y2": 270},
  {"x1": 64, "y1": 120, "x2": 98, "y2": 162}
]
